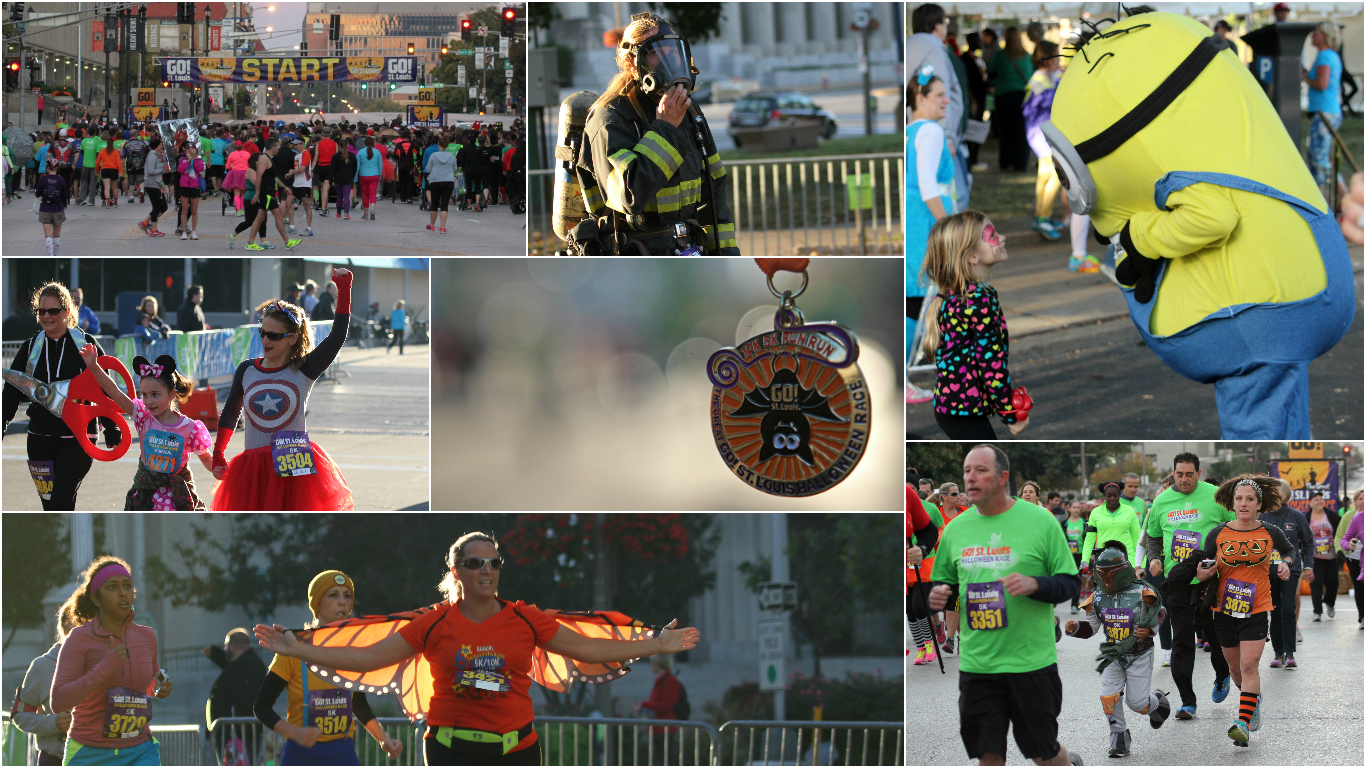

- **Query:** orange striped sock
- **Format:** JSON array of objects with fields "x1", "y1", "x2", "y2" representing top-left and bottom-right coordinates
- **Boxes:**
[{"x1": 1238, "y1": 692, "x2": 1258, "y2": 724}]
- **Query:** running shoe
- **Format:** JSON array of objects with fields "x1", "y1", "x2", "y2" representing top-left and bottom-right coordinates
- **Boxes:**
[
  {"x1": 1296, "y1": 627, "x2": 1303, "y2": 643},
  {"x1": 1269, "y1": 654, "x2": 1284, "y2": 668},
  {"x1": 1327, "y1": 605, "x2": 1335, "y2": 619},
  {"x1": 1212, "y1": 676, "x2": 1231, "y2": 703},
  {"x1": 370, "y1": 212, "x2": 376, "y2": 220},
  {"x1": 426, "y1": 224, "x2": 436, "y2": 231},
  {"x1": 189, "y1": 232, "x2": 199, "y2": 240},
  {"x1": 1055, "y1": 615, "x2": 1062, "y2": 643},
  {"x1": 228, "y1": 232, "x2": 236, "y2": 249},
  {"x1": 1049, "y1": 215, "x2": 1068, "y2": 229},
  {"x1": 344, "y1": 213, "x2": 350, "y2": 220},
  {"x1": 285, "y1": 238, "x2": 303, "y2": 249},
  {"x1": 235, "y1": 208, "x2": 245, "y2": 216},
  {"x1": 1163, "y1": 649, "x2": 1172, "y2": 666},
  {"x1": 246, "y1": 242, "x2": 265, "y2": 251},
  {"x1": 912, "y1": 646, "x2": 927, "y2": 666},
  {"x1": 940, "y1": 638, "x2": 956, "y2": 657},
  {"x1": 1249, "y1": 694, "x2": 1261, "y2": 732},
  {"x1": 1108, "y1": 729, "x2": 1131, "y2": 758},
  {"x1": 260, "y1": 241, "x2": 276, "y2": 249},
  {"x1": 440, "y1": 227, "x2": 446, "y2": 234},
  {"x1": 318, "y1": 209, "x2": 329, "y2": 217},
  {"x1": 1071, "y1": 605, "x2": 1079, "y2": 615},
  {"x1": 921, "y1": 646, "x2": 937, "y2": 665},
  {"x1": 1312, "y1": 613, "x2": 1322, "y2": 622},
  {"x1": 181, "y1": 232, "x2": 189, "y2": 240},
  {"x1": 302, "y1": 228, "x2": 314, "y2": 237},
  {"x1": 148, "y1": 230, "x2": 165, "y2": 237},
  {"x1": 128, "y1": 197, "x2": 136, "y2": 203},
  {"x1": 1069, "y1": 750, "x2": 1083, "y2": 766},
  {"x1": 113, "y1": 198, "x2": 118, "y2": 207},
  {"x1": 934, "y1": 621, "x2": 947, "y2": 645},
  {"x1": 1227, "y1": 720, "x2": 1249, "y2": 747},
  {"x1": 1175, "y1": 705, "x2": 1196, "y2": 720},
  {"x1": 1283, "y1": 653, "x2": 1296, "y2": 668},
  {"x1": 286, "y1": 223, "x2": 297, "y2": 234},
  {"x1": 138, "y1": 220, "x2": 149, "y2": 233},
  {"x1": 905, "y1": 382, "x2": 934, "y2": 404}
]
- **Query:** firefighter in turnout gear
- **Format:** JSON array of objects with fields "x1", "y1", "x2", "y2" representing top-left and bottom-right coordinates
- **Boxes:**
[
  {"x1": 572, "y1": 13, "x2": 740, "y2": 255},
  {"x1": 1065, "y1": 540, "x2": 1172, "y2": 758}
]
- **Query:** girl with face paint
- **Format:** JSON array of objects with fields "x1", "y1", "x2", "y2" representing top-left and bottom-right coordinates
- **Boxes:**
[
  {"x1": 905, "y1": 68, "x2": 953, "y2": 401},
  {"x1": 919, "y1": 211, "x2": 1031, "y2": 439}
]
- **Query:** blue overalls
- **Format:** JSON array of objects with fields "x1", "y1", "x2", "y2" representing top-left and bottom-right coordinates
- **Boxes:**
[
  {"x1": 1122, "y1": 171, "x2": 1355, "y2": 439},
  {"x1": 906, "y1": 119, "x2": 956, "y2": 362}
]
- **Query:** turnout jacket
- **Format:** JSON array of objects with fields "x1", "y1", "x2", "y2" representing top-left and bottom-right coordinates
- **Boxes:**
[{"x1": 578, "y1": 92, "x2": 740, "y2": 254}]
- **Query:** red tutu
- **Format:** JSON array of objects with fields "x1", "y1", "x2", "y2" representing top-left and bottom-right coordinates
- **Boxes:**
[{"x1": 211, "y1": 443, "x2": 353, "y2": 511}]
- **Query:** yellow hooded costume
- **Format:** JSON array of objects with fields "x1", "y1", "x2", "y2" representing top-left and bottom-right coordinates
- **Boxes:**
[{"x1": 1044, "y1": 11, "x2": 1354, "y2": 439}]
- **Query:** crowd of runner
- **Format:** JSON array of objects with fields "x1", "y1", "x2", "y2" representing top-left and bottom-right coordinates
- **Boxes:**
[
  {"x1": 7, "y1": 116, "x2": 526, "y2": 255},
  {"x1": 908, "y1": 447, "x2": 1364, "y2": 762}
]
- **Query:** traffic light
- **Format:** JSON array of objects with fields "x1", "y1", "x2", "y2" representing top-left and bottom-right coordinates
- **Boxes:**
[
  {"x1": 361, "y1": 83, "x2": 367, "y2": 90},
  {"x1": 440, "y1": 42, "x2": 448, "y2": 55},
  {"x1": 501, "y1": 7, "x2": 517, "y2": 37},
  {"x1": 407, "y1": 41, "x2": 415, "y2": 55},
  {"x1": 300, "y1": 40, "x2": 308, "y2": 55},
  {"x1": 175, "y1": 3, "x2": 189, "y2": 25},
  {"x1": 389, "y1": 82, "x2": 396, "y2": 91},
  {"x1": 5, "y1": 60, "x2": 19, "y2": 89},
  {"x1": 329, "y1": 14, "x2": 340, "y2": 41},
  {"x1": 9, "y1": 3, "x2": 24, "y2": 22},
  {"x1": 1344, "y1": 445, "x2": 1353, "y2": 457},
  {"x1": 460, "y1": 18, "x2": 472, "y2": 42}
]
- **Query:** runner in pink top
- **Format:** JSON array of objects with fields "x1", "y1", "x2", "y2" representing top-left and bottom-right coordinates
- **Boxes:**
[{"x1": 51, "y1": 557, "x2": 170, "y2": 765}]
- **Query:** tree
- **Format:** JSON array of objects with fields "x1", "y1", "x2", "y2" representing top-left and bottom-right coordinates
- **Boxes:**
[
  {"x1": 905, "y1": 443, "x2": 971, "y2": 489},
  {"x1": 646, "y1": 3, "x2": 724, "y2": 43},
  {"x1": 2, "y1": 514, "x2": 72, "y2": 651},
  {"x1": 738, "y1": 514, "x2": 900, "y2": 676}
]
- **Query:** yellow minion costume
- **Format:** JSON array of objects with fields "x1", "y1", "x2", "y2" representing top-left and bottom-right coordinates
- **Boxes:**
[{"x1": 1044, "y1": 11, "x2": 1354, "y2": 439}]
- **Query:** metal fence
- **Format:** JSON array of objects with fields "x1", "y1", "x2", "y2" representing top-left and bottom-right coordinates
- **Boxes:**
[
  {"x1": 529, "y1": 152, "x2": 903, "y2": 256},
  {"x1": 535, "y1": 715, "x2": 717, "y2": 766},
  {"x1": 1, "y1": 712, "x2": 202, "y2": 767},
  {"x1": 716, "y1": 721, "x2": 904, "y2": 766},
  {"x1": 208, "y1": 716, "x2": 425, "y2": 766}
]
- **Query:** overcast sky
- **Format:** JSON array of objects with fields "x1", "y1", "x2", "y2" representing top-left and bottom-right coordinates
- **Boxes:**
[{"x1": 250, "y1": 1, "x2": 307, "y2": 49}]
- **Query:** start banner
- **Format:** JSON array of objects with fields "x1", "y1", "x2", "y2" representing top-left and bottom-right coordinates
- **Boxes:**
[
  {"x1": 161, "y1": 56, "x2": 419, "y2": 84},
  {"x1": 1269, "y1": 460, "x2": 1343, "y2": 514},
  {"x1": 407, "y1": 105, "x2": 444, "y2": 128}
]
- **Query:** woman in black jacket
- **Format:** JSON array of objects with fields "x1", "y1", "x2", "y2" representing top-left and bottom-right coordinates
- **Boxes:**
[{"x1": 2, "y1": 282, "x2": 122, "y2": 509}]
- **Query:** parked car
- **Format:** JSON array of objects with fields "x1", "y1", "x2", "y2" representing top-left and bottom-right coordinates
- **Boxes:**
[
  {"x1": 726, "y1": 91, "x2": 838, "y2": 140},
  {"x1": 690, "y1": 81, "x2": 714, "y2": 105}
]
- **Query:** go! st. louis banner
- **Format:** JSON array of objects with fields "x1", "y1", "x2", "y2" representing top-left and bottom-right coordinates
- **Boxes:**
[{"x1": 160, "y1": 56, "x2": 419, "y2": 84}]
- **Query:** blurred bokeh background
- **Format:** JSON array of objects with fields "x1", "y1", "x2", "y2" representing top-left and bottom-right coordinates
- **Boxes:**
[{"x1": 431, "y1": 258, "x2": 902, "y2": 509}]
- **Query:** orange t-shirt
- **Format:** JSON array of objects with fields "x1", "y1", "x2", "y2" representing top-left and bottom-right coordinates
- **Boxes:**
[
  {"x1": 1202, "y1": 521, "x2": 1293, "y2": 617},
  {"x1": 398, "y1": 599, "x2": 560, "y2": 748}
]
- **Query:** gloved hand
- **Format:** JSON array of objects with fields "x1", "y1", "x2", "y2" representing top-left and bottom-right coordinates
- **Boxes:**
[
  {"x1": 212, "y1": 427, "x2": 234, "y2": 479},
  {"x1": 102, "y1": 420, "x2": 123, "y2": 450},
  {"x1": 331, "y1": 268, "x2": 354, "y2": 314},
  {"x1": 1111, "y1": 222, "x2": 1165, "y2": 304}
]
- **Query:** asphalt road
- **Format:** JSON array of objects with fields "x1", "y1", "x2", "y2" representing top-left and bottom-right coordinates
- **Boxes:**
[
  {"x1": 907, "y1": 217, "x2": 1365, "y2": 439},
  {"x1": 906, "y1": 594, "x2": 1365, "y2": 765},
  {"x1": 700, "y1": 87, "x2": 900, "y2": 152},
  {"x1": 2, "y1": 188, "x2": 527, "y2": 256},
  {"x1": 3, "y1": 346, "x2": 430, "y2": 511}
]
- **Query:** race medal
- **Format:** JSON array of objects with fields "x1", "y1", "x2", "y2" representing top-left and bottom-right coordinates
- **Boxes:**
[
  {"x1": 455, "y1": 669, "x2": 511, "y2": 693},
  {"x1": 1220, "y1": 577, "x2": 1255, "y2": 618},
  {"x1": 271, "y1": 431, "x2": 317, "y2": 477},
  {"x1": 103, "y1": 686, "x2": 151, "y2": 740},
  {"x1": 1100, "y1": 606, "x2": 1134, "y2": 643},
  {"x1": 965, "y1": 581, "x2": 1007, "y2": 630},
  {"x1": 306, "y1": 688, "x2": 353, "y2": 736},
  {"x1": 708, "y1": 274, "x2": 869, "y2": 497},
  {"x1": 28, "y1": 460, "x2": 54, "y2": 500}
]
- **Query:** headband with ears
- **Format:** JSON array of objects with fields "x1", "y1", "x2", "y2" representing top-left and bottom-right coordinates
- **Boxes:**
[{"x1": 134, "y1": 354, "x2": 178, "y2": 380}]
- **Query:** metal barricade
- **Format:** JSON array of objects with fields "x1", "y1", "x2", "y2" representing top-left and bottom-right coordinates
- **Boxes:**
[
  {"x1": 528, "y1": 152, "x2": 904, "y2": 256},
  {"x1": 207, "y1": 716, "x2": 424, "y2": 766},
  {"x1": 536, "y1": 716, "x2": 717, "y2": 766},
  {"x1": 716, "y1": 721, "x2": 904, "y2": 766},
  {"x1": 151, "y1": 724, "x2": 205, "y2": 766}
]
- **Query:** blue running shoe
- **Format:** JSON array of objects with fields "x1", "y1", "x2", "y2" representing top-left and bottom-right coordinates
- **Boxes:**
[
  {"x1": 1213, "y1": 676, "x2": 1231, "y2": 703},
  {"x1": 1249, "y1": 694, "x2": 1261, "y2": 732},
  {"x1": 1033, "y1": 216, "x2": 1062, "y2": 241},
  {"x1": 1228, "y1": 720, "x2": 1249, "y2": 746},
  {"x1": 1175, "y1": 704, "x2": 1197, "y2": 720}
]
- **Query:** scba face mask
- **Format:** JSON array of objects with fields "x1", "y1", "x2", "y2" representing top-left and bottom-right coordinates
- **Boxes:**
[
  {"x1": 622, "y1": 13, "x2": 699, "y2": 96},
  {"x1": 1041, "y1": 32, "x2": 1228, "y2": 216}
]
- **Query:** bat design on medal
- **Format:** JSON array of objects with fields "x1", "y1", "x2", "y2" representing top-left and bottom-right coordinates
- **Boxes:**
[{"x1": 728, "y1": 368, "x2": 845, "y2": 465}]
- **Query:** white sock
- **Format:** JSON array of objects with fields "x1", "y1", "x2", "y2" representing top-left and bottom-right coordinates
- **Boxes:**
[
  {"x1": 45, "y1": 236, "x2": 53, "y2": 256},
  {"x1": 1071, "y1": 212, "x2": 1091, "y2": 258},
  {"x1": 52, "y1": 237, "x2": 59, "y2": 256}
]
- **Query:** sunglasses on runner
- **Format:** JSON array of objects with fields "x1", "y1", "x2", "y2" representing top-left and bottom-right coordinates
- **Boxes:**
[
  {"x1": 258, "y1": 329, "x2": 296, "y2": 341},
  {"x1": 456, "y1": 557, "x2": 504, "y2": 571},
  {"x1": 36, "y1": 307, "x2": 66, "y2": 316}
]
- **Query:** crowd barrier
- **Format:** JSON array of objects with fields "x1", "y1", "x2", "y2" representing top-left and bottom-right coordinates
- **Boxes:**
[
  {"x1": 112, "y1": 322, "x2": 335, "y2": 384},
  {"x1": 2, "y1": 712, "x2": 900, "y2": 766}
]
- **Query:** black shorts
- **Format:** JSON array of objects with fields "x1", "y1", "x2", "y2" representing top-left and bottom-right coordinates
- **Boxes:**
[
  {"x1": 958, "y1": 669, "x2": 1063, "y2": 761},
  {"x1": 261, "y1": 191, "x2": 280, "y2": 211},
  {"x1": 1212, "y1": 610, "x2": 1269, "y2": 647},
  {"x1": 178, "y1": 186, "x2": 201, "y2": 200},
  {"x1": 100, "y1": 168, "x2": 119, "y2": 180},
  {"x1": 209, "y1": 164, "x2": 226, "y2": 180}
]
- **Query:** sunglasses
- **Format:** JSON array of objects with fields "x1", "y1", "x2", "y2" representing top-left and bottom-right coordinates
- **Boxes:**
[
  {"x1": 457, "y1": 557, "x2": 504, "y2": 571},
  {"x1": 36, "y1": 307, "x2": 66, "y2": 317},
  {"x1": 258, "y1": 329, "x2": 296, "y2": 341}
]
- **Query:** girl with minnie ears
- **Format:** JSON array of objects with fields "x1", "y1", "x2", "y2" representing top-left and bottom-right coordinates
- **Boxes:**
[{"x1": 78, "y1": 349, "x2": 214, "y2": 510}]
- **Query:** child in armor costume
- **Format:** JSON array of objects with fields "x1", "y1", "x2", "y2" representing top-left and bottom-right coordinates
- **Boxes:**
[{"x1": 1065, "y1": 539, "x2": 1171, "y2": 758}]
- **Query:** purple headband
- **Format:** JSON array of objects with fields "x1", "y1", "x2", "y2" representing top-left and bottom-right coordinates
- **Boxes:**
[{"x1": 91, "y1": 563, "x2": 131, "y2": 593}]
